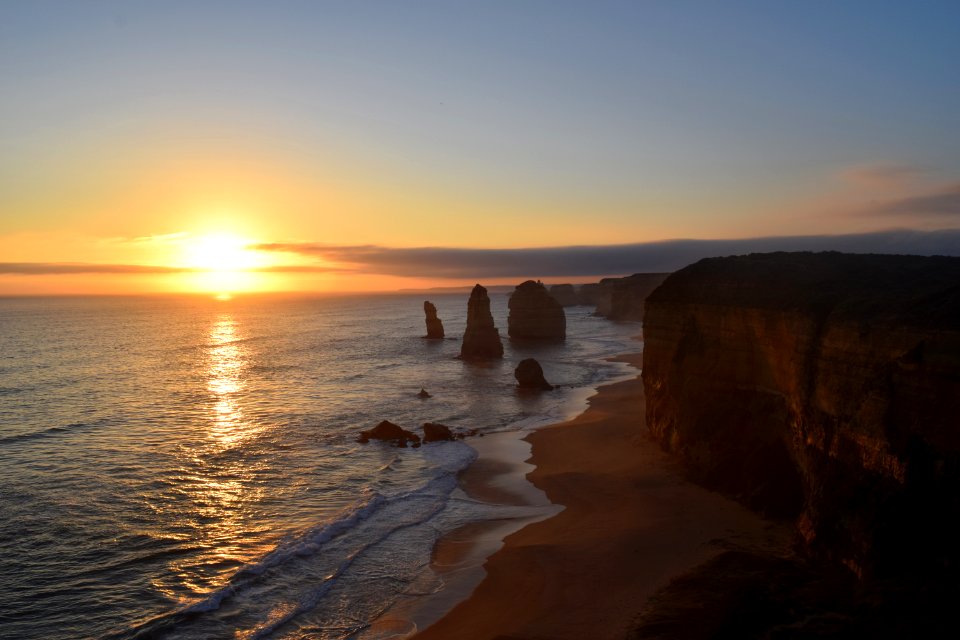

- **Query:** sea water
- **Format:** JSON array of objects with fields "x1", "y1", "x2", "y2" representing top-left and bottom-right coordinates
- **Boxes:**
[{"x1": 0, "y1": 292, "x2": 639, "y2": 639}]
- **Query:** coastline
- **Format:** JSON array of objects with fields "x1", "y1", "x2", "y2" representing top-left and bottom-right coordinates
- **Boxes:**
[{"x1": 411, "y1": 352, "x2": 793, "y2": 639}]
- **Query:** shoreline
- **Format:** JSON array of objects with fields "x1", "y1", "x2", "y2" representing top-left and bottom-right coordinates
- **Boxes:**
[
  {"x1": 410, "y1": 352, "x2": 793, "y2": 639},
  {"x1": 363, "y1": 429, "x2": 563, "y2": 639}
]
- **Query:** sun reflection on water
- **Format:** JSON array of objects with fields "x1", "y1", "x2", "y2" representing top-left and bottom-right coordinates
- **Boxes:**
[
  {"x1": 208, "y1": 315, "x2": 248, "y2": 447},
  {"x1": 151, "y1": 313, "x2": 274, "y2": 602}
]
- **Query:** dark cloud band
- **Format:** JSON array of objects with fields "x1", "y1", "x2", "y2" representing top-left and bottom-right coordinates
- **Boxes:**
[
  {"x1": 869, "y1": 183, "x2": 960, "y2": 217},
  {"x1": 252, "y1": 228, "x2": 960, "y2": 279},
  {"x1": 6, "y1": 228, "x2": 959, "y2": 280}
]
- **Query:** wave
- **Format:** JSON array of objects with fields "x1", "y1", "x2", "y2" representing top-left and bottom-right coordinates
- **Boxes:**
[
  {"x1": 112, "y1": 443, "x2": 477, "y2": 640},
  {"x1": 0, "y1": 421, "x2": 96, "y2": 447}
]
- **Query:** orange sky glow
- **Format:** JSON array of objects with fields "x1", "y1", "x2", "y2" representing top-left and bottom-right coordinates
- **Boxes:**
[{"x1": 2, "y1": 3, "x2": 958, "y2": 296}]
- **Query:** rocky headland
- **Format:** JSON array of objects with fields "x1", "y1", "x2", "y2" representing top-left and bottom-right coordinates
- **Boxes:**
[
  {"x1": 508, "y1": 280, "x2": 566, "y2": 341},
  {"x1": 549, "y1": 282, "x2": 603, "y2": 307},
  {"x1": 459, "y1": 284, "x2": 504, "y2": 360},
  {"x1": 595, "y1": 273, "x2": 670, "y2": 321},
  {"x1": 642, "y1": 251, "x2": 960, "y2": 581}
]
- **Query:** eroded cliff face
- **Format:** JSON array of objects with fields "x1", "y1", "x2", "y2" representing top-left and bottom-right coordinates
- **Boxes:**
[
  {"x1": 595, "y1": 273, "x2": 670, "y2": 320},
  {"x1": 642, "y1": 252, "x2": 960, "y2": 579}
]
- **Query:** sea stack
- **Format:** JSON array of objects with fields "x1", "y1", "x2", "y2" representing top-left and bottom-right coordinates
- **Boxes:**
[
  {"x1": 459, "y1": 284, "x2": 504, "y2": 360},
  {"x1": 514, "y1": 358, "x2": 553, "y2": 390},
  {"x1": 423, "y1": 301, "x2": 444, "y2": 338},
  {"x1": 508, "y1": 280, "x2": 566, "y2": 340}
]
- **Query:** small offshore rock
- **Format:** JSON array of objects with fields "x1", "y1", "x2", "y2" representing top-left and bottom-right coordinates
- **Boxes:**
[
  {"x1": 423, "y1": 422, "x2": 455, "y2": 442},
  {"x1": 357, "y1": 420, "x2": 422, "y2": 448},
  {"x1": 515, "y1": 358, "x2": 553, "y2": 390},
  {"x1": 417, "y1": 388, "x2": 431, "y2": 398}
]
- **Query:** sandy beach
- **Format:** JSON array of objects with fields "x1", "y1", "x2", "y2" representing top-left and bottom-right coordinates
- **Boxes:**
[{"x1": 414, "y1": 353, "x2": 792, "y2": 640}]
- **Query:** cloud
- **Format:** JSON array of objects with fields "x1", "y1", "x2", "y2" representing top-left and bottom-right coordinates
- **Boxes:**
[
  {"x1": 838, "y1": 163, "x2": 928, "y2": 189},
  {"x1": 101, "y1": 231, "x2": 192, "y2": 245},
  {"x1": 867, "y1": 183, "x2": 960, "y2": 217},
  {"x1": 252, "y1": 228, "x2": 960, "y2": 279},
  {"x1": 0, "y1": 263, "x2": 192, "y2": 275},
  {"x1": 7, "y1": 229, "x2": 959, "y2": 281},
  {"x1": 0, "y1": 262, "x2": 348, "y2": 276},
  {"x1": 257, "y1": 264, "x2": 351, "y2": 274}
]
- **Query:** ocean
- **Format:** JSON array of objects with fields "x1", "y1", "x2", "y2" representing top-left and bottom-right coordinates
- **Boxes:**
[{"x1": 0, "y1": 292, "x2": 639, "y2": 639}]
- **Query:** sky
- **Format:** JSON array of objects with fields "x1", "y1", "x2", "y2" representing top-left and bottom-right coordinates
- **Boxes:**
[{"x1": 1, "y1": 0, "x2": 959, "y2": 295}]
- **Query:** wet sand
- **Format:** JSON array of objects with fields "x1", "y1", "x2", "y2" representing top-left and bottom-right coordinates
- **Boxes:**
[{"x1": 414, "y1": 353, "x2": 792, "y2": 640}]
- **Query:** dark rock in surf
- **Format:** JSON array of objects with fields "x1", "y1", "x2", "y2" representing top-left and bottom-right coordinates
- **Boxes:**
[
  {"x1": 514, "y1": 358, "x2": 553, "y2": 390},
  {"x1": 422, "y1": 423, "x2": 478, "y2": 442},
  {"x1": 357, "y1": 420, "x2": 421, "y2": 448},
  {"x1": 459, "y1": 284, "x2": 504, "y2": 360},
  {"x1": 423, "y1": 422, "x2": 455, "y2": 442},
  {"x1": 424, "y1": 301, "x2": 445, "y2": 339},
  {"x1": 417, "y1": 388, "x2": 431, "y2": 398}
]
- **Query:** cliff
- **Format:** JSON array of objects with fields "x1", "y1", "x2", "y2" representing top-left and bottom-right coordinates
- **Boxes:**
[
  {"x1": 550, "y1": 283, "x2": 603, "y2": 306},
  {"x1": 642, "y1": 252, "x2": 960, "y2": 579},
  {"x1": 460, "y1": 284, "x2": 504, "y2": 359},
  {"x1": 595, "y1": 273, "x2": 670, "y2": 320},
  {"x1": 508, "y1": 280, "x2": 566, "y2": 340},
  {"x1": 577, "y1": 283, "x2": 601, "y2": 306}
]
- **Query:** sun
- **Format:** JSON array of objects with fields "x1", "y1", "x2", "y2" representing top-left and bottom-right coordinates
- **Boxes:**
[
  {"x1": 181, "y1": 233, "x2": 266, "y2": 296},
  {"x1": 185, "y1": 233, "x2": 260, "y2": 271}
]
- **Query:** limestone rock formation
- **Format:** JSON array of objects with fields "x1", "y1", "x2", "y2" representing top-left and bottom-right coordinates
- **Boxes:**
[
  {"x1": 549, "y1": 284, "x2": 580, "y2": 307},
  {"x1": 422, "y1": 423, "x2": 477, "y2": 442},
  {"x1": 422, "y1": 422, "x2": 455, "y2": 442},
  {"x1": 642, "y1": 252, "x2": 960, "y2": 578},
  {"x1": 577, "y1": 283, "x2": 601, "y2": 306},
  {"x1": 357, "y1": 420, "x2": 421, "y2": 447},
  {"x1": 423, "y1": 301, "x2": 444, "y2": 338},
  {"x1": 508, "y1": 280, "x2": 566, "y2": 340},
  {"x1": 514, "y1": 358, "x2": 553, "y2": 390},
  {"x1": 594, "y1": 273, "x2": 670, "y2": 320},
  {"x1": 459, "y1": 284, "x2": 504, "y2": 359},
  {"x1": 550, "y1": 283, "x2": 604, "y2": 307}
]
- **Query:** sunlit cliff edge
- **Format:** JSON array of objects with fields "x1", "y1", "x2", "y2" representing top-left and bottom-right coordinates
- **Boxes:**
[{"x1": 643, "y1": 252, "x2": 960, "y2": 579}]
